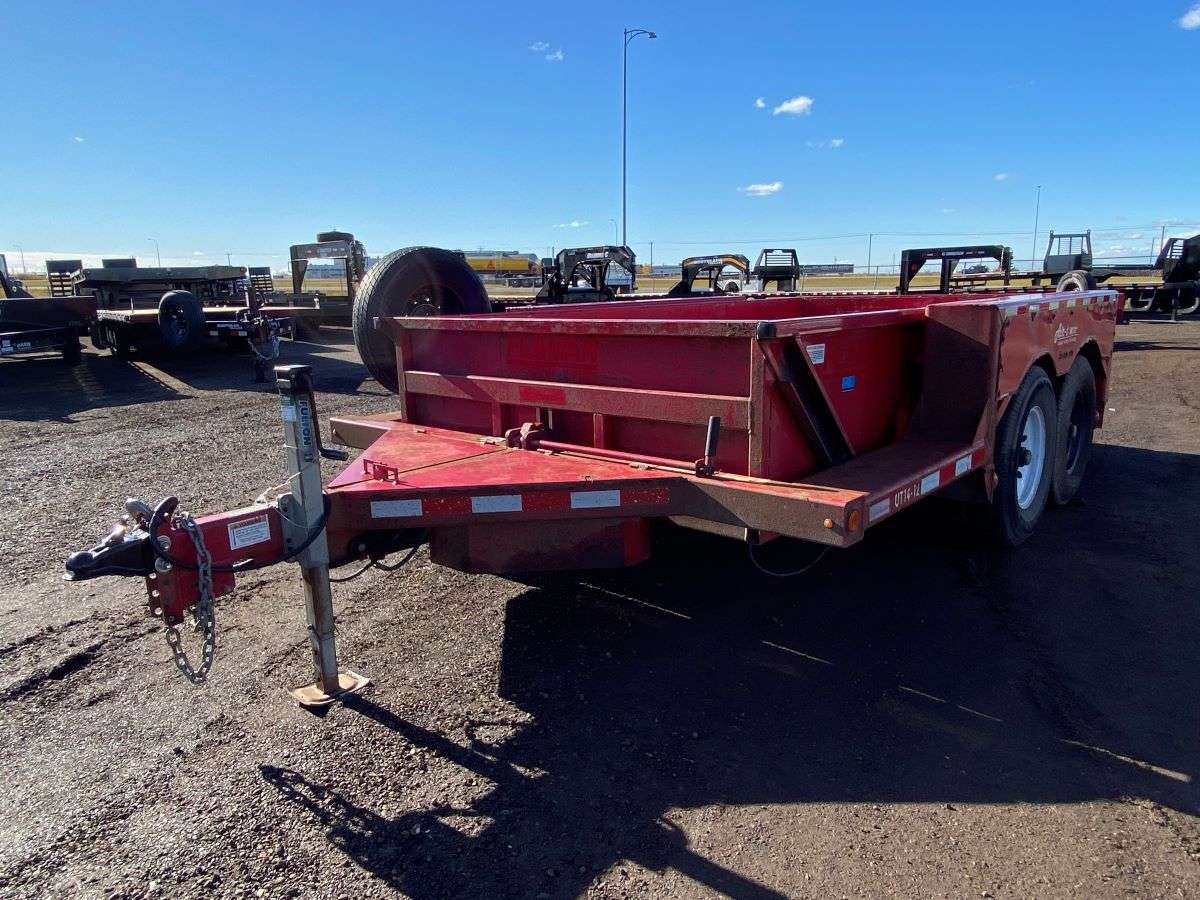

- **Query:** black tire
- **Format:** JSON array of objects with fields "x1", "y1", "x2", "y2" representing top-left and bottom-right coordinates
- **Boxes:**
[
  {"x1": 1051, "y1": 357, "x2": 1096, "y2": 506},
  {"x1": 61, "y1": 339, "x2": 82, "y2": 365},
  {"x1": 991, "y1": 367, "x2": 1057, "y2": 546},
  {"x1": 317, "y1": 230, "x2": 354, "y2": 243},
  {"x1": 352, "y1": 247, "x2": 490, "y2": 392},
  {"x1": 723, "y1": 281, "x2": 741, "y2": 293},
  {"x1": 1056, "y1": 270, "x2": 1098, "y2": 292},
  {"x1": 157, "y1": 290, "x2": 204, "y2": 349}
]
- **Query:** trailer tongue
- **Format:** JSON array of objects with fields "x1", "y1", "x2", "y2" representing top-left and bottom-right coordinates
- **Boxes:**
[{"x1": 63, "y1": 263, "x2": 1120, "y2": 708}]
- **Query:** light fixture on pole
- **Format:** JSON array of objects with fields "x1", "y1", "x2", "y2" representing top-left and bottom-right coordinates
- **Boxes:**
[{"x1": 622, "y1": 27, "x2": 657, "y2": 249}]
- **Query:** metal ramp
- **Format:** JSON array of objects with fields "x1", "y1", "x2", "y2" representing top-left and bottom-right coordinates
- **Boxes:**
[{"x1": 45, "y1": 259, "x2": 82, "y2": 297}]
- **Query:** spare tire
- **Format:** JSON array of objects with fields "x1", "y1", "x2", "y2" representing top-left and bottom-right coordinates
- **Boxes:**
[
  {"x1": 157, "y1": 290, "x2": 204, "y2": 349},
  {"x1": 317, "y1": 230, "x2": 355, "y2": 243},
  {"x1": 352, "y1": 246, "x2": 490, "y2": 392},
  {"x1": 1056, "y1": 270, "x2": 1098, "y2": 292}
]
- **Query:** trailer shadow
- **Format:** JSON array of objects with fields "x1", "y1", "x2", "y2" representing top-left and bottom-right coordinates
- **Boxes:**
[
  {"x1": 262, "y1": 441, "x2": 1198, "y2": 897},
  {"x1": 138, "y1": 330, "x2": 380, "y2": 398},
  {"x1": 0, "y1": 351, "x2": 188, "y2": 422},
  {"x1": 1114, "y1": 339, "x2": 1197, "y2": 353}
]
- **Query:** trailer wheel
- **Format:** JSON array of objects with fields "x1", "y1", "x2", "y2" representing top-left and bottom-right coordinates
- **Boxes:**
[
  {"x1": 1051, "y1": 357, "x2": 1096, "y2": 506},
  {"x1": 1056, "y1": 270, "x2": 1098, "y2": 292},
  {"x1": 157, "y1": 290, "x2": 204, "y2": 349},
  {"x1": 352, "y1": 246, "x2": 490, "y2": 392},
  {"x1": 992, "y1": 367, "x2": 1057, "y2": 546},
  {"x1": 723, "y1": 281, "x2": 741, "y2": 293}
]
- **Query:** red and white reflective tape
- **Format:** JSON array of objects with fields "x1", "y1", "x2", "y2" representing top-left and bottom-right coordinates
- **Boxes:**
[
  {"x1": 866, "y1": 446, "x2": 986, "y2": 525},
  {"x1": 368, "y1": 487, "x2": 670, "y2": 520}
]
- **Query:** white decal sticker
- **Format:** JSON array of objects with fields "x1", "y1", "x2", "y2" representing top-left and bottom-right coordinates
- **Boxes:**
[
  {"x1": 920, "y1": 471, "x2": 941, "y2": 494},
  {"x1": 1054, "y1": 323, "x2": 1079, "y2": 345},
  {"x1": 806, "y1": 343, "x2": 826, "y2": 365},
  {"x1": 954, "y1": 455, "x2": 971, "y2": 476},
  {"x1": 570, "y1": 490, "x2": 620, "y2": 509},
  {"x1": 371, "y1": 499, "x2": 423, "y2": 518},
  {"x1": 868, "y1": 498, "x2": 891, "y2": 523},
  {"x1": 280, "y1": 402, "x2": 298, "y2": 422},
  {"x1": 228, "y1": 514, "x2": 271, "y2": 551},
  {"x1": 471, "y1": 494, "x2": 522, "y2": 513}
]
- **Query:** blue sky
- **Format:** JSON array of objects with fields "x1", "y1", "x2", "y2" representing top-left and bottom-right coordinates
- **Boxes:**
[{"x1": 4, "y1": 0, "x2": 1199, "y2": 272}]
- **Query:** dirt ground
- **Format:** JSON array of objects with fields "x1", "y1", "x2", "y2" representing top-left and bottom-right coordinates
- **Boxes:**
[{"x1": 0, "y1": 321, "x2": 1197, "y2": 899}]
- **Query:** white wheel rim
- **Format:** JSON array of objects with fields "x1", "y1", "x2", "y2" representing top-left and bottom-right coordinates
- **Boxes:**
[{"x1": 1016, "y1": 405, "x2": 1047, "y2": 510}]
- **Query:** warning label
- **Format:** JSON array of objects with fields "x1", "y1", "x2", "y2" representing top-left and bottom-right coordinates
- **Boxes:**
[{"x1": 228, "y1": 515, "x2": 271, "y2": 551}]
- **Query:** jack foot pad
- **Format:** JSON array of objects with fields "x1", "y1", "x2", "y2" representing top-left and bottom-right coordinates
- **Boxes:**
[{"x1": 289, "y1": 670, "x2": 370, "y2": 709}]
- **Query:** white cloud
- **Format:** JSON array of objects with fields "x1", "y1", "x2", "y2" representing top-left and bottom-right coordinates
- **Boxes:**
[
  {"x1": 993, "y1": 172, "x2": 1009, "y2": 181},
  {"x1": 740, "y1": 181, "x2": 783, "y2": 197},
  {"x1": 754, "y1": 97, "x2": 765, "y2": 109},
  {"x1": 829, "y1": 137, "x2": 844, "y2": 148},
  {"x1": 940, "y1": 207, "x2": 957, "y2": 214},
  {"x1": 545, "y1": 48, "x2": 565, "y2": 62},
  {"x1": 529, "y1": 41, "x2": 550, "y2": 51},
  {"x1": 1179, "y1": 3, "x2": 1200, "y2": 29},
  {"x1": 554, "y1": 220, "x2": 589, "y2": 228},
  {"x1": 806, "y1": 138, "x2": 845, "y2": 149},
  {"x1": 72, "y1": 135, "x2": 85, "y2": 143},
  {"x1": 772, "y1": 95, "x2": 813, "y2": 116}
]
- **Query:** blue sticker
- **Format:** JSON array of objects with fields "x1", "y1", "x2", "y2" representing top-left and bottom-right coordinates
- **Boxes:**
[{"x1": 841, "y1": 375, "x2": 856, "y2": 392}]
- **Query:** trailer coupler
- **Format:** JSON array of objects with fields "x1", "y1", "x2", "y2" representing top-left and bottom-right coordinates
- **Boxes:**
[
  {"x1": 62, "y1": 365, "x2": 372, "y2": 704},
  {"x1": 64, "y1": 499, "x2": 159, "y2": 582}
]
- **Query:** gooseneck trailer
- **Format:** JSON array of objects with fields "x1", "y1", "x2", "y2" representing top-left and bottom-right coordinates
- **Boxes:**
[{"x1": 64, "y1": 251, "x2": 1120, "y2": 706}]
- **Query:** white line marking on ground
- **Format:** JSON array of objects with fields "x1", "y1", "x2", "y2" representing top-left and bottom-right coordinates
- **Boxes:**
[
  {"x1": 761, "y1": 640, "x2": 834, "y2": 666},
  {"x1": 898, "y1": 685, "x2": 947, "y2": 703},
  {"x1": 1058, "y1": 739, "x2": 1191, "y2": 783},
  {"x1": 580, "y1": 584, "x2": 692, "y2": 620}
]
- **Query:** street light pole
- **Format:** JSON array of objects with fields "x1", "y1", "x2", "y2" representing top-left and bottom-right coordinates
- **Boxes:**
[
  {"x1": 148, "y1": 237, "x2": 161, "y2": 267},
  {"x1": 1030, "y1": 185, "x2": 1042, "y2": 271},
  {"x1": 622, "y1": 27, "x2": 656, "y2": 250}
]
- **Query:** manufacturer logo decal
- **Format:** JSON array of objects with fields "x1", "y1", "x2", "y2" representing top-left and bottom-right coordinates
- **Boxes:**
[{"x1": 1054, "y1": 323, "x2": 1079, "y2": 345}]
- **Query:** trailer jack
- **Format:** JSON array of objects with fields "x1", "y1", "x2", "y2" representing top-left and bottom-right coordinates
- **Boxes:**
[{"x1": 64, "y1": 364, "x2": 369, "y2": 709}]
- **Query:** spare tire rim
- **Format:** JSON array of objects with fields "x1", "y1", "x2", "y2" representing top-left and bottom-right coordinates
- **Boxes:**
[
  {"x1": 1016, "y1": 405, "x2": 1047, "y2": 509},
  {"x1": 405, "y1": 286, "x2": 440, "y2": 317},
  {"x1": 163, "y1": 303, "x2": 190, "y2": 342}
]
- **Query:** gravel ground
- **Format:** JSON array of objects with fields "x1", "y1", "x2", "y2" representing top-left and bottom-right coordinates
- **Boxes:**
[{"x1": 0, "y1": 322, "x2": 1197, "y2": 899}]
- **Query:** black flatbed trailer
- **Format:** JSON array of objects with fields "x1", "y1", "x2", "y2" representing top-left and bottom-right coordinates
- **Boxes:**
[
  {"x1": 0, "y1": 255, "x2": 87, "y2": 364},
  {"x1": 62, "y1": 262, "x2": 321, "y2": 359},
  {"x1": 942, "y1": 231, "x2": 1200, "y2": 316}
]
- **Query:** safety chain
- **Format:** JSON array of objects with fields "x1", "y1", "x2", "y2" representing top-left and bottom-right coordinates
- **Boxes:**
[
  {"x1": 164, "y1": 514, "x2": 216, "y2": 683},
  {"x1": 246, "y1": 315, "x2": 282, "y2": 362}
]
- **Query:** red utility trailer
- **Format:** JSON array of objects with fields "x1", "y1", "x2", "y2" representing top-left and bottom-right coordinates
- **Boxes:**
[{"x1": 66, "y1": 281, "x2": 1120, "y2": 705}]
